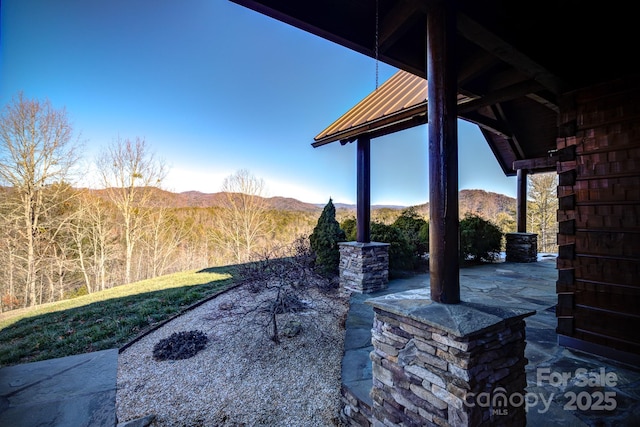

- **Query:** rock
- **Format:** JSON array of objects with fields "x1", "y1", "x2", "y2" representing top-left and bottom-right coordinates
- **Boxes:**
[
  {"x1": 281, "y1": 320, "x2": 302, "y2": 338},
  {"x1": 219, "y1": 301, "x2": 234, "y2": 310}
]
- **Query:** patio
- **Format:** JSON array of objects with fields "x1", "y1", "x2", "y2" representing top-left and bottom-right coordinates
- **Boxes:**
[{"x1": 341, "y1": 255, "x2": 640, "y2": 426}]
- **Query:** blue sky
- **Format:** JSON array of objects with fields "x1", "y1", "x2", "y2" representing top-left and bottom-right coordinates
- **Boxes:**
[{"x1": 1, "y1": 0, "x2": 516, "y2": 206}]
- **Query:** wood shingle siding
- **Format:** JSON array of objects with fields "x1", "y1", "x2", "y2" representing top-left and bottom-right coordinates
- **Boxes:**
[{"x1": 556, "y1": 77, "x2": 640, "y2": 363}]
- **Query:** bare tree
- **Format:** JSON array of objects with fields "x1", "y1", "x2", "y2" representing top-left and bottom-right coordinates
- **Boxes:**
[
  {"x1": 171, "y1": 208, "x2": 214, "y2": 271},
  {"x1": 70, "y1": 190, "x2": 118, "y2": 293},
  {"x1": 38, "y1": 182, "x2": 79, "y2": 302},
  {"x1": 221, "y1": 237, "x2": 337, "y2": 345},
  {"x1": 142, "y1": 206, "x2": 192, "y2": 278},
  {"x1": 0, "y1": 93, "x2": 81, "y2": 306},
  {"x1": 0, "y1": 200, "x2": 21, "y2": 310},
  {"x1": 96, "y1": 137, "x2": 166, "y2": 284},
  {"x1": 528, "y1": 172, "x2": 559, "y2": 253},
  {"x1": 211, "y1": 169, "x2": 272, "y2": 263}
]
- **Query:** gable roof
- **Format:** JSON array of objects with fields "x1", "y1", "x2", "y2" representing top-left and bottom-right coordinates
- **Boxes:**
[
  {"x1": 313, "y1": 69, "x2": 468, "y2": 147},
  {"x1": 313, "y1": 70, "x2": 427, "y2": 147}
]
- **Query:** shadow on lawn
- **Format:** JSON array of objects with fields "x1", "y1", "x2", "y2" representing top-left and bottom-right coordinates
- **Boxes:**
[{"x1": 0, "y1": 272, "x2": 239, "y2": 368}]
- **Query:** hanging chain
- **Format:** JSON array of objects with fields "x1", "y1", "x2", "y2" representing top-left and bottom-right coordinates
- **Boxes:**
[{"x1": 375, "y1": 0, "x2": 379, "y2": 90}]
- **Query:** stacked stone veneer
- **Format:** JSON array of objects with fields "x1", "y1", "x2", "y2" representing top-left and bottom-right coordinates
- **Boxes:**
[
  {"x1": 505, "y1": 233, "x2": 538, "y2": 263},
  {"x1": 341, "y1": 384, "x2": 373, "y2": 426},
  {"x1": 339, "y1": 242, "x2": 390, "y2": 293},
  {"x1": 366, "y1": 291, "x2": 534, "y2": 427}
]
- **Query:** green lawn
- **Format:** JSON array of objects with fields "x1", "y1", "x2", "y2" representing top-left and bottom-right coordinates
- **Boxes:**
[{"x1": 0, "y1": 267, "x2": 237, "y2": 367}]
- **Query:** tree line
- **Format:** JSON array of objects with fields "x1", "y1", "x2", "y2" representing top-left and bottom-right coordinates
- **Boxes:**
[
  {"x1": 0, "y1": 94, "x2": 318, "y2": 311},
  {"x1": 0, "y1": 93, "x2": 558, "y2": 312}
]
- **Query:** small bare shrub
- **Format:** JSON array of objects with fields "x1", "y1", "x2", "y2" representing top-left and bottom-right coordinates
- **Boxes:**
[
  {"x1": 235, "y1": 236, "x2": 336, "y2": 344},
  {"x1": 152, "y1": 330, "x2": 208, "y2": 361}
]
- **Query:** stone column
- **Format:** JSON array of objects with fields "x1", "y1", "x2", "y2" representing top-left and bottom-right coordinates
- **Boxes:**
[
  {"x1": 367, "y1": 290, "x2": 534, "y2": 427},
  {"x1": 338, "y1": 242, "x2": 389, "y2": 293},
  {"x1": 505, "y1": 232, "x2": 538, "y2": 263}
]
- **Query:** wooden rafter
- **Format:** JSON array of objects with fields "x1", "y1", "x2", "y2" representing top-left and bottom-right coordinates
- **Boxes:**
[
  {"x1": 378, "y1": 1, "x2": 421, "y2": 53},
  {"x1": 491, "y1": 103, "x2": 526, "y2": 159},
  {"x1": 456, "y1": 13, "x2": 565, "y2": 95}
]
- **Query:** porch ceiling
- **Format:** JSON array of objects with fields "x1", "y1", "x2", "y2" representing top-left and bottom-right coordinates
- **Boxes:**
[{"x1": 230, "y1": 0, "x2": 638, "y2": 176}]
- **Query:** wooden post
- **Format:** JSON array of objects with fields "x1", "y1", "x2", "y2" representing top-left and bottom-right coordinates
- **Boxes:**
[
  {"x1": 427, "y1": 0, "x2": 460, "y2": 304},
  {"x1": 357, "y1": 136, "x2": 371, "y2": 243},
  {"x1": 517, "y1": 168, "x2": 528, "y2": 232}
]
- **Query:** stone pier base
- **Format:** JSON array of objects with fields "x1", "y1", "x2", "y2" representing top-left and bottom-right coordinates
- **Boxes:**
[
  {"x1": 506, "y1": 232, "x2": 538, "y2": 263},
  {"x1": 366, "y1": 290, "x2": 535, "y2": 427},
  {"x1": 338, "y1": 242, "x2": 390, "y2": 293}
]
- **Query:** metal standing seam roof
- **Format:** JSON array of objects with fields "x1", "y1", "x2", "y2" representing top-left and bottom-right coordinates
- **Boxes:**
[{"x1": 313, "y1": 70, "x2": 428, "y2": 147}]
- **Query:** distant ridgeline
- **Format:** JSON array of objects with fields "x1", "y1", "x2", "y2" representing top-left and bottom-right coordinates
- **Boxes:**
[
  {"x1": 417, "y1": 189, "x2": 517, "y2": 220},
  {"x1": 87, "y1": 187, "x2": 516, "y2": 221}
]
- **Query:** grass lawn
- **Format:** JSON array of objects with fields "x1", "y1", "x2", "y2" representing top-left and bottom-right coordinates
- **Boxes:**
[{"x1": 0, "y1": 267, "x2": 237, "y2": 367}]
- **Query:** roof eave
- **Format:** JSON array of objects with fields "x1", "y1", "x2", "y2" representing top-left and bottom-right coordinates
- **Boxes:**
[{"x1": 312, "y1": 101, "x2": 428, "y2": 148}]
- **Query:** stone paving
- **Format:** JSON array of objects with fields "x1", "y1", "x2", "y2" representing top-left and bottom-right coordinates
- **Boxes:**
[
  {"x1": 0, "y1": 349, "x2": 118, "y2": 427},
  {"x1": 341, "y1": 256, "x2": 640, "y2": 426}
]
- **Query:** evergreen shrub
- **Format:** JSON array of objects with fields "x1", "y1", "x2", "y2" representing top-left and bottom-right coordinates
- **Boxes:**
[
  {"x1": 340, "y1": 217, "x2": 357, "y2": 241},
  {"x1": 309, "y1": 199, "x2": 346, "y2": 277},
  {"x1": 392, "y1": 207, "x2": 429, "y2": 256},
  {"x1": 459, "y1": 213, "x2": 503, "y2": 263},
  {"x1": 370, "y1": 222, "x2": 414, "y2": 273}
]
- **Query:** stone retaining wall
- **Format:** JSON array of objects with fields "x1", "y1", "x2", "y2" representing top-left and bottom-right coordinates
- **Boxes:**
[{"x1": 341, "y1": 384, "x2": 372, "y2": 426}]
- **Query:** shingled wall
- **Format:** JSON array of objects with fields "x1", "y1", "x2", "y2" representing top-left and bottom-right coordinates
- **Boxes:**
[{"x1": 556, "y1": 76, "x2": 640, "y2": 366}]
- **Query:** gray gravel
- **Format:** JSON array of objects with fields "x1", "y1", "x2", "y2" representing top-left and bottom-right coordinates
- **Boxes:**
[{"x1": 116, "y1": 284, "x2": 350, "y2": 426}]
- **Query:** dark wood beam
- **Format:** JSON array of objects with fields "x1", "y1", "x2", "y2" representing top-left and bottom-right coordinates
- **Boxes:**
[
  {"x1": 378, "y1": 2, "x2": 422, "y2": 53},
  {"x1": 517, "y1": 169, "x2": 527, "y2": 232},
  {"x1": 356, "y1": 137, "x2": 371, "y2": 243},
  {"x1": 511, "y1": 129, "x2": 576, "y2": 173},
  {"x1": 526, "y1": 93, "x2": 560, "y2": 113},
  {"x1": 513, "y1": 156, "x2": 558, "y2": 171},
  {"x1": 492, "y1": 103, "x2": 526, "y2": 158},
  {"x1": 427, "y1": 0, "x2": 460, "y2": 304},
  {"x1": 456, "y1": 13, "x2": 565, "y2": 95},
  {"x1": 458, "y1": 50, "x2": 501, "y2": 86},
  {"x1": 458, "y1": 112, "x2": 512, "y2": 138},
  {"x1": 457, "y1": 79, "x2": 546, "y2": 115}
]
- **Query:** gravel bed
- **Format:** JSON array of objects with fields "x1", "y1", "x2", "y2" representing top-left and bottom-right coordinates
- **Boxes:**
[{"x1": 116, "y1": 283, "x2": 350, "y2": 426}]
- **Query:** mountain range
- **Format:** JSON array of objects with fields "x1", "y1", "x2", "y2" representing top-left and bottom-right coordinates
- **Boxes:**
[{"x1": 101, "y1": 188, "x2": 515, "y2": 217}]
